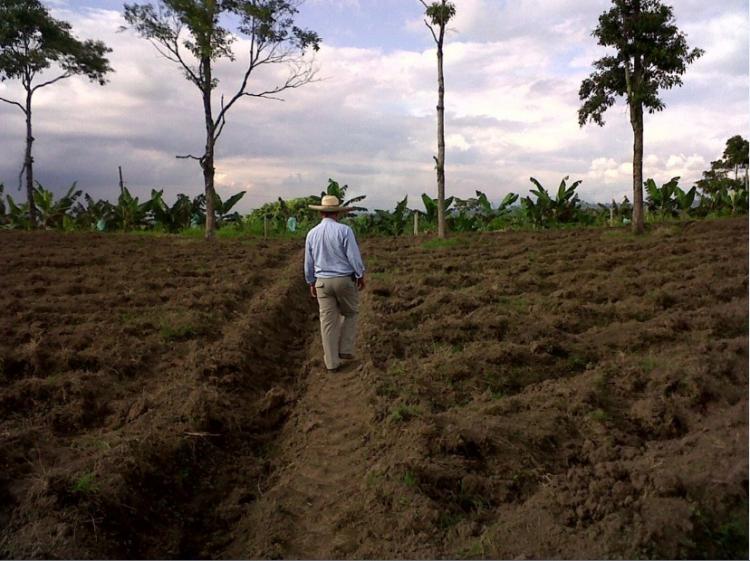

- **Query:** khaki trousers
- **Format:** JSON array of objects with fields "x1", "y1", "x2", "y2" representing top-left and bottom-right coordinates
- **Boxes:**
[{"x1": 315, "y1": 276, "x2": 359, "y2": 370}]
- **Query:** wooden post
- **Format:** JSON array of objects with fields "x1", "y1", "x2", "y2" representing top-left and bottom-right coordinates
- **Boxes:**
[
  {"x1": 609, "y1": 207, "x2": 614, "y2": 227},
  {"x1": 118, "y1": 166, "x2": 124, "y2": 192},
  {"x1": 413, "y1": 212, "x2": 419, "y2": 236},
  {"x1": 263, "y1": 215, "x2": 268, "y2": 239}
]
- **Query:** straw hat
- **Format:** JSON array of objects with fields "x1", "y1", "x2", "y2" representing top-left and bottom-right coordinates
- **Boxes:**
[{"x1": 309, "y1": 195, "x2": 350, "y2": 212}]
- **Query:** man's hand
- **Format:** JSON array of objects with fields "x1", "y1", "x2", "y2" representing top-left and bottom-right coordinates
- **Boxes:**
[
  {"x1": 309, "y1": 283, "x2": 317, "y2": 298},
  {"x1": 356, "y1": 275, "x2": 366, "y2": 291}
]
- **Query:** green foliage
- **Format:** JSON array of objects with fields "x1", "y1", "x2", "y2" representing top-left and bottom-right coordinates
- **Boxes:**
[
  {"x1": 424, "y1": 1, "x2": 456, "y2": 27},
  {"x1": 32, "y1": 182, "x2": 82, "y2": 229},
  {"x1": 0, "y1": 0, "x2": 112, "y2": 85},
  {"x1": 112, "y1": 186, "x2": 154, "y2": 231},
  {"x1": 695, "y1": 135, "x2": 749, "y2": 216},
  {"x1": 150, "y1": 190, "x2": 193, "y2": 233},
  {"x1": 522, "y1": 176, "x2": 582, "y2": 228},
  {"x1": 72, "y1": 194, "x2": 114, "y2": 231},
  {"x1": 321, "y1": 178, "x2": 367, "y2": 212},
  {"x1": 578, "y1": 0, "x2": 703, "y2": 126},
  {"x1": 419, "y1": 193, "x2": 454, "y2": 224},
  {"x1": 71, "y1": 472, "x2": 98, "y2": 494},
  {"x1": 123, "y1": 0, "x2": 319, "y2": 75},
  {"x1": 644, "y1": 176, "x2": 680, "y2": 216},
  {"x1": 673, "y1": 185, "x2": 696, "y2": 216},
  {"x1": 448, "y1": 190, "x2": 518, "y2": 232},
  {"x1": 3, "y1": 190, "x2": 30, "y2": 229},
  {"x1": 351, "y1": 196, "x2": 410, "y2": 236},
  {"x1": 597, "y1": 196, "x2": 633, "y2": 225},
  {"x1": 389, "y1": 404, "x2": 420, "y2": 423},
  {"x1": 722, "y1": 135, "x2": 749, "y2": 178},
  {"x1": 402, "y1": 470, "x2": 418, "y2": 487},
  {"x1": 190, "y1": 191, "x2": 246, "y2": 227}
]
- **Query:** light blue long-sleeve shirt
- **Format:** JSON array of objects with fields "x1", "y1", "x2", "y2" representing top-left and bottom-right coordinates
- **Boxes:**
[{"x1": 304, "y1": 218, "x2": 365, "y2": 285}]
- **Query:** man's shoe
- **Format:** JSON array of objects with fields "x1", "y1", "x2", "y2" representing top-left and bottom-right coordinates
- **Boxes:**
[
  {"x1": 339, "y1": 353, "x2": 355, "y2": 360},
  {"x1": 327, "y1": 364, "x2": 342, "y2": 372}
]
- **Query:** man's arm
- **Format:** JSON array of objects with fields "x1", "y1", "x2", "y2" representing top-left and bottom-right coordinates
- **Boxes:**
[
  {"x1": 304, "y1": 233, "x2": 316, "y2": 296},
  {"x1": 343, "y1": 227, "x2": 366, "y2": 289}
]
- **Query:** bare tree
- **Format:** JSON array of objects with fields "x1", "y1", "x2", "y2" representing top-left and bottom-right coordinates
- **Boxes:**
[
  {"x1": 420, "y1": 0, "x2": 455, "y2": 239},
  {"x1": 123, "y1": 0, "x2": 320, "y2": 239}
]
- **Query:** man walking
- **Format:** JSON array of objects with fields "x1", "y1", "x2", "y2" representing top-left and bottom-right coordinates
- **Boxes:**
[{"x1": 305, "y1": 195, "x2": 366, "y2": 371}]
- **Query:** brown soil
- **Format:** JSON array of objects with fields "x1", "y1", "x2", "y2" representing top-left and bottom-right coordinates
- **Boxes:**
[{"x1": 0, "y1": 218, "x2": 747, "y2": 559}]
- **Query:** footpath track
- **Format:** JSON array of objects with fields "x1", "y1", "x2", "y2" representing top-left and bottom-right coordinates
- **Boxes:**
[{"x1": 225, "y1": 344, "x2": 375, "y2": 559}]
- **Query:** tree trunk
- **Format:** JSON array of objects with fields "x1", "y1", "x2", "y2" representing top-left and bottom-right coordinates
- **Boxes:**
[
  {"x1": 629, "y1": 100, "x2": 645, "y2": 234},
  {"x1": 435, "y1": 26, "x2": 447, "y2": 239},
  {"x1": 201, "y1": 56, "x2": 217, "y2": 240},
  {"x1": 24, "y1": 89, "x2": 37, "y2": 228}
]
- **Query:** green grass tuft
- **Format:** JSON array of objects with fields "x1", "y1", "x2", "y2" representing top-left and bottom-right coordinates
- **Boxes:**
[{"x1": 71, "y1": 472, "x2": 98, "y2": 494}]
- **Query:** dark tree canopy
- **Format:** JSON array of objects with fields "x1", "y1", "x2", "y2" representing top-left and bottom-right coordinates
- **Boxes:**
[
  {"x1": 424, "y1": 1, "x2": 455, "y2": 27},
  {"x1": 0, "y1": 0, "x2": 112, "y2": 89},
  {"x1": 122, "y1": 0, "x2": 320, "y2": 97},
  {"x1": 723, "y1": 134, "x2": 749, "y2": 170},
  {"x1": 578, "y1": 0, "x2": 703, "y2": 126}
]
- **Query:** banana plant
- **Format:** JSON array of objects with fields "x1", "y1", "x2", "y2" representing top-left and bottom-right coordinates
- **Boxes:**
[
  {"x1": 112, "y1": 186, "x2": 154, "y2": 230},
  {"x1": 213, "y1": 190, "x2": 246, "y2": 225},
  {"x1": 550, "y1": 176, "x2": 582, "y2": 222},
  {"x1": 450, "y1": 190, "x2": 503, "y2": 231},
  {"x1": 4, "y1": 193, "x2": 31, "y2": 229},
  {"x1": 726, "y1": 187, "x2": 749, "y2": 215},
  {"x1": 673, "y1": 185, "x2": 697, "y2": 216},
  {"x1": 597, "y1": 196, "x2": 633, "y2": 224},
  {"x1": 72, "y1": 194, "x2": 115, "y2": 231},
  {"x1": 320, "y1": 178, "x2": 367, "y2": 212},
  {"x1": 32, "y1": 182, "x2": 82, "y2": 229},
  {"x1": 498, "y1": 192, "x2": 519, "y2": 213},
  {"x1": 368, "y1": 196, "x2": 410, "y2": 235},
  {"x1": 419, "y1": 193, "x2": 454, "y2": 224},
  {"x1": 523, "y1": 176, "x2": 582, "y2": 227},
  {"x1": 190, "y1": 190, "x2": 247, "y2": 227},
  {"x1": 644, "y1": 177, "x2": 680, "y2": 217},
  {"x1": 150, "y1": 190, "x2": 193, "y2": 232}
]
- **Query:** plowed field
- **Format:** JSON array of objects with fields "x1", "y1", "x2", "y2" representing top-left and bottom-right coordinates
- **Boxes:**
[{"x1": 1, "y1": 218, "x2": 747, "y2": 559}]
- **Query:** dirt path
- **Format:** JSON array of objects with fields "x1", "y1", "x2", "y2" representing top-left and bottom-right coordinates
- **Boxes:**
[{"x1": 224, "y1": 332, "x2": 376, "y2": 559}]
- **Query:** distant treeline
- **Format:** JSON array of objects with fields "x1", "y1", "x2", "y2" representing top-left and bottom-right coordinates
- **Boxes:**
[{"x1": 1, "y1": 136, "x2": 747, "y2": 237}]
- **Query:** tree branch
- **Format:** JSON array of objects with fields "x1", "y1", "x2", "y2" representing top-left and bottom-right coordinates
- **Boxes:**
[
  {"x1": 424, "y1": 19, "x2": 439, "y2": 44},
  {"x1": 0, "y1": 96, "x2": 25, "y2": 112},
  {"x1": 213, "y1": 56, "x2": 317, "y2": 141},
  {"x1": 176, "y1": 154, "x2": 203, "y2": 161},
  {"x1": 169, "y1": 32, "x2": 201, "y2": 86},
  {"x1": 31, "y1": 73, "x2": 71, "y2": 93},
  {"x1": 214, "y1": 94, "x2": 228, "y2": 141},
  {"x1": 148, "y1": 38, "x2": 181, "y2": 65}
]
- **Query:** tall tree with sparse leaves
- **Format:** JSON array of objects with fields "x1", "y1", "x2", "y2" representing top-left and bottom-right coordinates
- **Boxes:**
[
  {"x1": 123, "y1": 0, "x2": 320, "y2": 240},
  {"x1": 578, "y1": 0, "x2": 702, "y2": 234},
  {"x1": 0, "y1": 0, "x2": 112, "y2": 228},
  {"x1": 420, "y1": 0, "x2": 455, "y2": 239}
]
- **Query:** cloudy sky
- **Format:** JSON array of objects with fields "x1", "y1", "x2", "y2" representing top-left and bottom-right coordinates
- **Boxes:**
[{"x1": 0, "y1": 0, "x2": 747, "y2": 212}]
